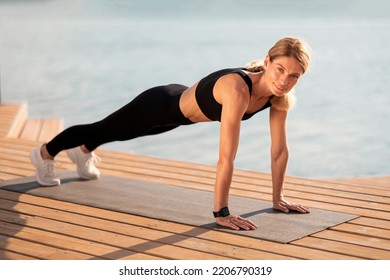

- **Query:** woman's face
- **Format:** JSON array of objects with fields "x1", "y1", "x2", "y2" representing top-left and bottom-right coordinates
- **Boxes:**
[{"x1": 264, "y1": 55, "x2": 303, "y2": 97}]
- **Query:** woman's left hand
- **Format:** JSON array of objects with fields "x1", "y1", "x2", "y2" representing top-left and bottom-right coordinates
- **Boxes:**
[{"x1": 273, "y1": 198, "x2": 310, "y2": 214}]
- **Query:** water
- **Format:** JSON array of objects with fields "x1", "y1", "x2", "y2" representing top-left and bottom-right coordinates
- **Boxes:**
[{"x1": 0, "y1": 0, "x2": 389, "y2": 178}]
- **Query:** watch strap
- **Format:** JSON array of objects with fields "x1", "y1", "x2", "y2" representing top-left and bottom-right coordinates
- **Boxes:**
[{"x1": 213, "y1": 207, "x2": 230, "y2": 218}]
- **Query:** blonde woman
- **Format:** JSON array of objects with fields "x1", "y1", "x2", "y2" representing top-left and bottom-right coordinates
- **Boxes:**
[{"x1": 31, "y1": 36, "x2": 312, "y2": 230}]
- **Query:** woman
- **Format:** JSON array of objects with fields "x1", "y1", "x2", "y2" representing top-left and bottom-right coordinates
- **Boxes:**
[{"x1": 30, "y1": 36, "x2": 312, "y2": 231}]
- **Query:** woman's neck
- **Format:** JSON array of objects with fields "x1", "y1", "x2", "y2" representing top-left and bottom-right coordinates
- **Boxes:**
[{"x1": 249, "y1": 72, "x2": 273, "y2": 99}]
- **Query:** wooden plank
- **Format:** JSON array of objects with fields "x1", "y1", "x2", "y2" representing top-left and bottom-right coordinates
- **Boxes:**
[
  {"x1": 0, "y1": 234, "x2": 100, "y2": 260},
  {"x1": 0, "y1": 157, "x2": 37, "y2": 171},
  {"x1": 0, "y1": 103, "x2": 62, "y2": 141},
  {"x1": 0, "y1": 249, "x2": 38, "y2": 260},
  {"x1": 283, "y1": 176, "x2": 390, "y2": 193},
  {"x1": 328, "y1": 177, "x2": 390, "y2": 189},
  {"x1": 0, "y1": 147, "x2": 71, "y2": 178},
  {"x1": 349, "y1": 217, "x2": 390, "y2": 230},
  {"x1": 0, "y1": 165, "x2": 35, "y2": 178},
  {"x1": 0, "y1": 137, "x2": 40, "y2": 149},
  {"x1": 291, "y1": 236, "x2": 390, "y2": 259},
  {"x1": 0, "y1": 144, "x2": 70, "y2": 166},
  {"x1": 0, "y1": 103, "x2": 26, "y2": 138},
  {"x1": 330, "y1": 223, "x2": 390, "y2": 240},
  {"x1": 5, "y1": 102, "x2": 28, "y2": 139},
  {"x1": 282, "y1": 189, "x2": 390, "y2": 212},
  {"x1": 0, "y1": 220, "x2": 161, "y2": 260},
  {"x1": 38, "y1": 118, "x2": 64, "y2": 142},
  {"x1": 0, "y1": 172, "x2": 20, "y2": 181},
  {"x1": 19, "y1": 119, "x2": 42, "y2": 141},
  {"x1": 312, "y1": 230, "x2": 390, "y2": 251}
]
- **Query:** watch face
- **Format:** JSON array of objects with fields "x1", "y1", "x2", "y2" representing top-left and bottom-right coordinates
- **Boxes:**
[{"x1": 221, "y1": 207, "x2": 230, "y2": 217}]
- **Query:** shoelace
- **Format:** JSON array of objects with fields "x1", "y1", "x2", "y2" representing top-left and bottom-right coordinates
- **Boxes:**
[
  {"x1": 43, "y1": 160, "x2": 58, "y2": 178},
  {"x1": 84, "y1": 152, "x2": 101, "y2": 167}
]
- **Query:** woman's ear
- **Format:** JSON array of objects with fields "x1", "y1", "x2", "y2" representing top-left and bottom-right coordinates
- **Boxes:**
[{"x1": 263, "y1": 55, "x2": 271, "y2": 69}]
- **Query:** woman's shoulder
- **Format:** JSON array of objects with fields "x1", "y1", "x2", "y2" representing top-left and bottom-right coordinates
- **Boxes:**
[{"x1": 203, "y1": 67, "x2": 245, "y2": 78}]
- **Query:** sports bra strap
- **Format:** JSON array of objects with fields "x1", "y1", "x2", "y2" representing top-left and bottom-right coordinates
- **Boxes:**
[{"x1": 236, "y1": 70, "x2": 253, "y2": 96}]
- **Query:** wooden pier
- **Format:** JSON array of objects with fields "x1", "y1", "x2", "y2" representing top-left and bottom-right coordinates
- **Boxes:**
[{"x1": 0, "y1": 102, "x2": 389, "y2": 260}]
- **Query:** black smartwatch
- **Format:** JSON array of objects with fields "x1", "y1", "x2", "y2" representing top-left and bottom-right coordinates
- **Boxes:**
[{"x1": 213, "y1": 207, "x2": 230, "y2": 218}]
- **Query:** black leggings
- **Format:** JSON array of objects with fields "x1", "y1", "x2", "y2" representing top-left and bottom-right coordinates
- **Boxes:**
[{"x1": 46, "y1": 84, "x2": 194, "y2": 157}]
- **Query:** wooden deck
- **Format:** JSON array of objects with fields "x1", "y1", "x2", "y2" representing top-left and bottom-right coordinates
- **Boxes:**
[{"x1": 0, "y1": 102, "x2": 389, "y2": 260}]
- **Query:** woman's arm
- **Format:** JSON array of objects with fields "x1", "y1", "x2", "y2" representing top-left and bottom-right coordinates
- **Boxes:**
[
  {"x1": 269, "y1": 107, "x2": 310, "y2": 213},
  {"x1": 213, "y1": 76, "x2": 257, "y2": 230}
]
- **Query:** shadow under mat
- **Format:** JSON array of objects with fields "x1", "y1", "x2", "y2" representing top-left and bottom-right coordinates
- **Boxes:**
[{"x1": 0, "y1": 171, "x2": 358, "y2": 243}]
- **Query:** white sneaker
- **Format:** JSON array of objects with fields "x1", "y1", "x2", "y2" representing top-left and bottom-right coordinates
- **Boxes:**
[
  {"x1": 30, "y1": 146, "x2": 61, "y2": 186},
  {"x1": 66, "y1": 147, "x2": 101, "y2": 180}
]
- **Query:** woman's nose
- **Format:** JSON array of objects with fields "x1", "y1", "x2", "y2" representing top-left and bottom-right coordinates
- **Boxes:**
[{"x1": 280, "y1": 75, "x2": 289, "y2": 85}]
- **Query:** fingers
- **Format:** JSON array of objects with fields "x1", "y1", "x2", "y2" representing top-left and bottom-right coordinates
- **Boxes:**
[
  {"x1": 216, "y1": 215, "x2": 257, "y2": 231},
  {"x1": 288, "y1": 203, "x2": 310, "y2": 213},
  {"x1": 297, "y1": 204, "x2": 310, "y2": 213},
  {"x1": 235, "y1": 216, "x2": 258, "y2": 230},
  {"x1": 273, "y1": 201, "x2": 310, "y2": 214},
  {"x1": 224, "y1": 218, "x2": 240, "y2": 231}
]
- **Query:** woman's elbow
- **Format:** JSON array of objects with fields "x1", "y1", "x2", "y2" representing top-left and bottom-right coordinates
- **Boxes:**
[
  {"x1": 217, "y1": 156, "x2": 235, "y2": 169},
  {"x1": 271, "y1": 146, "x2": 289, "y2": 162}
]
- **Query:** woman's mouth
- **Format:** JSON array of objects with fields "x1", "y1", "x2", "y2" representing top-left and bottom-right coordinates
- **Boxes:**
[
  {"x1": 274, "y1": 83, "x2": 287, "y2": 95},
  {"x1": 275, "y1": 84, "x2": 285, "y2": 91}
]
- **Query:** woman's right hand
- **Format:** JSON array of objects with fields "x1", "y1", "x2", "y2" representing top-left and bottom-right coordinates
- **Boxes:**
[{"x1": 216, "y1": 215, "x2": 257, "y2": 231}]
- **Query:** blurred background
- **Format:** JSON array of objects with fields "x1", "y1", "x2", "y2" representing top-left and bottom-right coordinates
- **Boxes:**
[{"x1": 0, "y1": 0, "x2": 389, "y2": 178}]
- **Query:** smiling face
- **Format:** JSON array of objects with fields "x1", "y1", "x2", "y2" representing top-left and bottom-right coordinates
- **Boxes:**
[{"x1": 263, "y1": 55, "x2": 304, "y2": 97}]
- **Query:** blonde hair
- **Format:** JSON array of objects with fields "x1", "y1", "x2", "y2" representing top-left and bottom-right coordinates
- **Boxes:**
[{"x1": 245, "y1": 36, "x2": 312, "y2": 111}]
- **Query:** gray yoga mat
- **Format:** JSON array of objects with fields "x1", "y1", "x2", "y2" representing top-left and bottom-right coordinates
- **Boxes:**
[{"x1": 0, "y1": 171, "x2": 357, "y2": 243}]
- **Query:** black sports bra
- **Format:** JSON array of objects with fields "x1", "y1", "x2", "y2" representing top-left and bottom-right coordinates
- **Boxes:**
[{"x1": 195, "y1": 68, "x2": 271, "y2": 122}]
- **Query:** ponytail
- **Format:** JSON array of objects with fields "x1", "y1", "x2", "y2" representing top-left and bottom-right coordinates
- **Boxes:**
[
  {"x1": 270, "y1": 90, "x2": 296, "y2": 111},
  {"x1": 244, "y1": 59, "x2": 264, "y2": 72}
]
